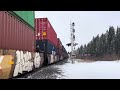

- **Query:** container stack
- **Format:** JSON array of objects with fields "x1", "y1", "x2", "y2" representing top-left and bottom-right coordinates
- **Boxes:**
[
  {"x1": 35, "y1": 18, "x2": 58, "y2": 54},
  {"x1": 0, "y1": 11, "x2": 35, "y2": 52}
]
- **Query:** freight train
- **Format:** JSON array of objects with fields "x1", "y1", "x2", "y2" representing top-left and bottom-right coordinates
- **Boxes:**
[{"x1": 0, "y1": 11, "x2": 68, "y2": 79}]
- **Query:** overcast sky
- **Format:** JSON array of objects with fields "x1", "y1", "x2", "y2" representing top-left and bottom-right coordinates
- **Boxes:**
[{"x1": 35, "y1": 11, "x2": 120, "y2": 52}]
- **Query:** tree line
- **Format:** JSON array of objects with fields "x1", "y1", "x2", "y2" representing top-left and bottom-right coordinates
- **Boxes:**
[{"x1": 77, "y1": 26, "x2": 120, "y2": 57}]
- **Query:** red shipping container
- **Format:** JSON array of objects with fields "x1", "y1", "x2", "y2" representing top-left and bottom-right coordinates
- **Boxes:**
[
  {"x1": 2, "y1": 12, "x2": 6, "y2": 49},
  {"x1": 57, "y1": 38, "x2": 62, "y2": 49},
  {"x1": 0, "y1": 12, "x2": 2, "y2": 49},
  {"x1": 35, "y1": 18, "x2": 58, "y2": 47},
  {"x1": 24, "y1": 24, "x2": 26, "y2": 51},
  {"x1": 57, "y1": 38, "x2": 62, "y2": 55},
  {"x1": 11, "y1": 15, "x2": 14, "y2": 50},
  {"x1": 16, "y1": 17, "x2": 19, "y2": 50},
  {"x1": 0, "y1": 11, "x2": 35, "y2": 52}
]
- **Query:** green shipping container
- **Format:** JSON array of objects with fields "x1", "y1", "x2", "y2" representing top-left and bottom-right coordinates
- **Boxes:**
[{"x1": 11, "y1": 11, "x2": 35, "y2": 29}]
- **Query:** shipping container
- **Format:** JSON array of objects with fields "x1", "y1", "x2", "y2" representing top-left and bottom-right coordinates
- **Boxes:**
[
  {"x1": 61, "y1": 45, "x2": 68, "y2": 59},
  {"x1": 57, "y1": 38, "x2": 62, "y2": 55},
  {"x1": 57, "y1": 38, "x2": 62, "y2": 49},
  {"x1": 36, "y1": 40, "x2": 57, "y2": 54},
  {"x1": 0, "y1": 11, "x2": 35, "y2": 52},
  {"x1": 11, "y1": 11, "x2": 35, "y2": 28},
  {"x1": 35, "y1": 18, "x2": 58, "y2": 47},
  {"x1": 0, "y1": 11, "x2": 2, "y2": 49},
  {"x1": 62, "y1": 45, "x2": 67, "y2": 54}
]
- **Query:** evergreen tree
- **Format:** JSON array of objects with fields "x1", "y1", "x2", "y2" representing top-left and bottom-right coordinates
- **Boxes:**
[
  {"x1": 79, "y1": 45, "x2": 84, "y2": 55},
  {"x1": 107, "y1": 26, "x2": 115, "y2": 54},
  {"x1": 115, "y1": 26, "x2": 119, "y2": 54},
  {"x1": 84, "y1": 44, "x2": 87, "y2": 54},
  {"x1": 75, "y1": 26, "x2": 120, "y2": 59},
  {"x1": 115, "y1": 27, "x2": 120, "y2": 56},
  {"x1": 105, "y1": 30, "x2": 109, "y2": 54},
  {"x1": 86, "y1": 43, "x2": 90, "y2": 54}
]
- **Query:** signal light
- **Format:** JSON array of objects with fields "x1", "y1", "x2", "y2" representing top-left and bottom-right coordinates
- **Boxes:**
[
  {"x1": 72, "y1": 22, "x2": 75, "y2": 26},
  {"x1": 66, "y1": 43, "x2": 71, "y2": 47}
]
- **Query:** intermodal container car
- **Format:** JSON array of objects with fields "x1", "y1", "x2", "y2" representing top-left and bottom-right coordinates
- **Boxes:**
[
  {"x1": 0, "y1": 11, "x2": 69, "y2": 79},
  {"x1": 35, "y1": 18, "x2": 58, "y2": 47}
]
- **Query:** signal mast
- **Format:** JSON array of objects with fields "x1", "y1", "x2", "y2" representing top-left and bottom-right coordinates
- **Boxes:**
[{"x1": 66, "y1": 21, "x2": 78, "y2": 62}]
